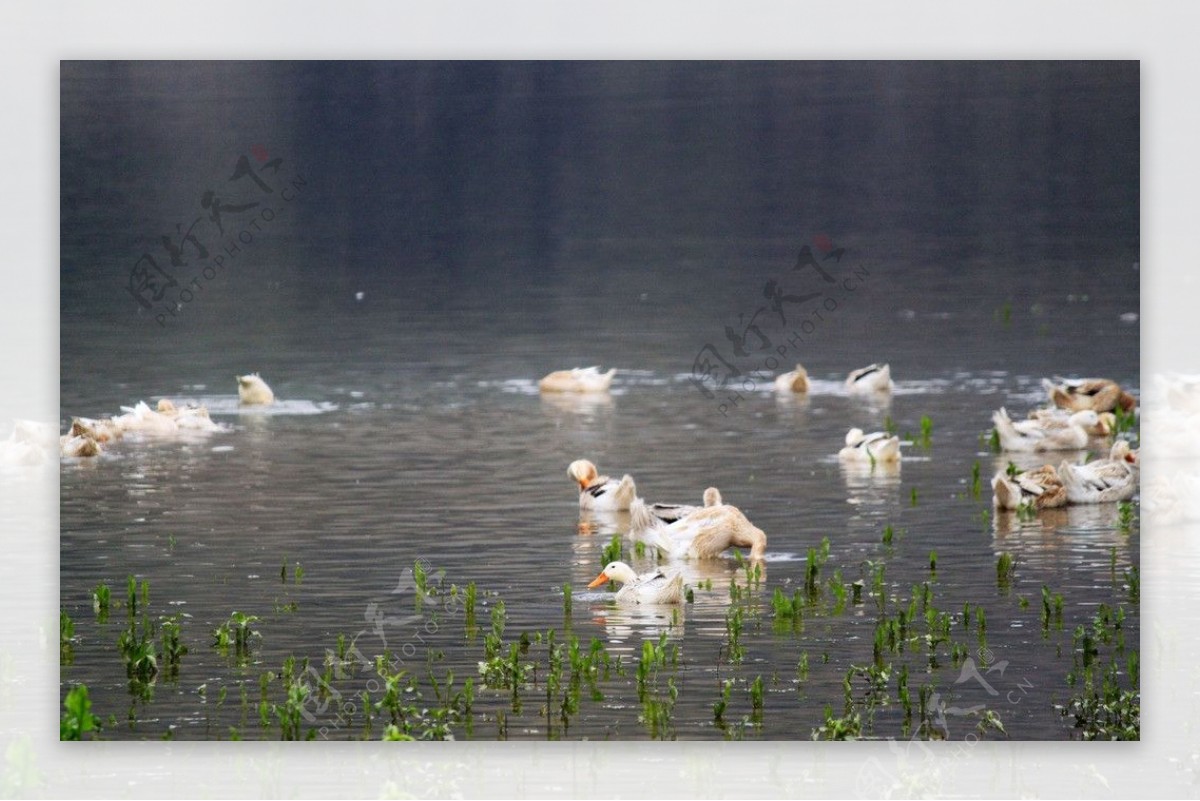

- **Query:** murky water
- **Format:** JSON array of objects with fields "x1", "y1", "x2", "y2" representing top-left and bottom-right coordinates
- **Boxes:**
[{"x1": 59, "y1": 62, "x2": 1139, "y2": 740}]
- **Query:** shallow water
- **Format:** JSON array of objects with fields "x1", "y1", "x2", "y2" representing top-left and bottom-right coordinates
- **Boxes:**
[{"x1": 59, "y1": 62, "x2": 1139, "y2": 740}]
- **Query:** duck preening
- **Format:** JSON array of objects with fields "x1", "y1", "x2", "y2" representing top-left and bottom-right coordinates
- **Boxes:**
[
  {"x1": 838, "y1": 428, "x2": 901, "y2": 464},
  {"x1": 568, "y1": 459, "x2": 637, "y2": 512},
  {"x1": 539, "y1": 367, "x2": 616, "y2": 393},
  {"x1": 1043, "y1": 377, "x2": 1136, "y2": 413},
  {"x1": 846, "y1": 363, "x2": 893, "y2": 395},
  {"x1": 774, "y1": 364, "x2": 810, "y2": 394},
  {"x1": 1058, "y1": 441, "x2": 1140, "y2": 504},
  {"x1": 237, "y1": 373, "x2": 275, "y2": 405},
  {"x1": 587, "y1": 562, "x2": 684, "y2": 604},
  {"x1": 629, "y1": 495, "x2": 767, "y2": 561},
  {"x1": 991, "y1": 465, "x2": 1067, "y2": 510},
  {"x1": 991, "y1": 407, "x2": 1099, "y2": 452}
]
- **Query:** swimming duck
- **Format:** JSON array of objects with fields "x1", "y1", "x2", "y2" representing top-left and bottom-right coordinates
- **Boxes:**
[
  {"x1": 237, "y1": 373, "x2": 275, "y2": 405},
  {"x1": 1043, "y1": 377, "x2": 1137, "y2": 413},
  {"x1": 838, "y1": 428, "x2": 901, "y2": 463},
  {"x1": 845, "y1": 363, "x2": 893, "y2": 394},
  {"x1": 1058, "y1": 441, "x2": 1140, "y2": 504},
  {"x1": 774, "y1": 364, "x2": 810, "y2": 393},
  {"x1": 539, "y1": 367, "x2": 615, "y2": 393},
  {"x1": 587, "y1": 562, "x2": 684, "y2": 604},
  {"x1": 629, "y1": 497, "x2": 767, "y2": 561},
  {"x1": 69, "y1": 417, "x2": 122, "y2": 443},
  {"x1": 156, "y1": 399, "x2": 224, "y2": 431},
  {"x1": 112, "y1": 401, "x2": 179, "y2": 434},
  {"x1": 646, "y1": 487, "x2": 724, "y2": 523},
  {"x1": 60, "y1": 434, "x2": 101, "y2": 458},
  {"x1": 991, "y1": 464, "x2": 1067, "y2": 510},
  {"x1": 1028, "y1": 408, "x2": 1115, "y2": 437},
  {"x1": 568, "y1": 459, "x2": 637, "y2": 511},
  {"x1": 991, "y1": 407, "x2": 1099, "y2": 452}
]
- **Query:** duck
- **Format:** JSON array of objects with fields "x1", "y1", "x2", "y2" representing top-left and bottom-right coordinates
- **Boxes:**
[
  {"x1": 538, "y1": 367, "x2": 615, "y2": 393},
  {"x1": 60, "y1": 434, "x2": 101, "y2": 458},
  {"x1": 69, "y1": 416, "x2": 122, "y2": 443},
  {"x1": 774, "y1": 364, "x2": 810, "y2": 393},
  {"x1": 237, "y1": 373, "x2": 275, "y2": 405},
  {"x1": 568, "y1": 459, "x2": 637, "y2": 511},
  {"x1": 587, "y1": 562, "x2": 684, "y2": 604},
  {"x1": 112, "y1": 401, "x2": 179, "y2": 434},
  {"x1": 838, "y1": 428, "x2": 901, "y2": 463},
  {"x1": 845, "y1": 363, "x2": 893, "y2": 394},
  {"x1": 156, "y1": 399, "x2": 224, "y2": 431},
  {"x1": 646, "y1": 487, "x2": 723, "y2": 524},
  {"x1": 1057, "y1": 441, "x2": 1140, "y2": 504},
  {"x1": 991, "y1": 465, "x2": 1067, "y2": 510},
  {"x1": 1028, "y1": 407, "x2": 1115, "y2": 437},
  {"x1": 991, "y1": 407, "x2": 1099, "y2": 452},
  {"x1": 629, "y1": 496, "x2": 767, "y2": 561},
  {"x1": 1043, "y1": 377, "x2": 1136, "y2": 413}
]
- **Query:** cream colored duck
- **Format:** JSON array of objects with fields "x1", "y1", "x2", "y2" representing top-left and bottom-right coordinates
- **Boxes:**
[
  {"x1": 838, "y1": 428, "x2": 901, "y2": 463},
  {"x1": 1058, "y1": 441, "x2": 1140, "y2": 504},
  {"x1": 587, "y1": 562, "x2": 684, "y2": 604},
  {"x1": 1043, "y1": 377, "x2": 1137, "y2": 413},
  {"x1": 629, "y1": 496, "x2": 767, "y2": 561},
  {"x1": 112, "y1": 401, "x2": 179, "y2": 434},
  {"x1": 568, "y1": 459, "x2": 637, "y2": 511},
  {"x1": 991, "y1": 464, "x2": 1067, "y2": 510},
  {"x1": 774, "y1": 364, "x2": 810, "y2": 393},
  {"x1": 1028, "y1": 407, "x2": 1115, "y2": 437},
  {"x1": 69, "y1": 416, "x2": 122, "y2": 443},
  {"x1": 991, "y1": 407, "x2": 1099, "y2": 452},
  {"x1": 237, "y1": 373, "x2": 275, "y2": 405},
  {"x1": 156, "y1": 399, "x2": 224, "y2": 431},
  {"x1": 647, "y1": 487, "x2": 723, "y2": 523},
  {"x1": 539, "y1": 367, "x2": 615, "y2": 393},
  {"x1": 845, "y1": 363, "x2": 893, "y2": 394},
  {"x1": 59, "y1": 434, "x2": 101, "y2": 458}
]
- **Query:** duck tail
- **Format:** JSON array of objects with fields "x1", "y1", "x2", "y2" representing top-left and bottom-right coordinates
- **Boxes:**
[
  {"x1": 614, "y1": 474, "x2": 637, "y2": 509},
  {"x1": 991, "y1": 472, "x2": 1019, "y2": 510},
  {"x1": 991, "y1": 407, "x2": 1017, "y2": 450},
  {"x1": 877, "y1": 436, "x2": 901, "y2": 462}
]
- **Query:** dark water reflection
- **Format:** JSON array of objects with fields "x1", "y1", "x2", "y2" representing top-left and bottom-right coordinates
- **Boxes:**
[{"x1": 60, "y1": 62, "x2": 1138, "y2": 740}]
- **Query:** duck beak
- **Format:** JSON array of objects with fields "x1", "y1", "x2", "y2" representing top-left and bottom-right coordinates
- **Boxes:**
[{"x1": 587, "y1": 573, "x2": 609, "y2": 589}]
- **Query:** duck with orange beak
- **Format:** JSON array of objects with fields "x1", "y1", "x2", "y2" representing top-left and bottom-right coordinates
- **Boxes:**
[{"x1": 587, "y1": 561, "x2": 684, "y2": 604}]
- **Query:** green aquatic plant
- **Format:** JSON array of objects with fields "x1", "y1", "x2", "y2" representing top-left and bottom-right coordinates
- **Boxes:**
[
  {"x1": 989, "y1": 428, "x2": 1002, "y2": 453},
  {"x1": 970, "y1": 461, "x2": 982, "y2": 499},
  {"x1": 1125, "y1": 567, "x2": 1139, "y2": 604},
  {"x1": 60, "y1": 685, "x2": 100, "y2": 741},
  {"x1": 1117, "y1": 501, "x2": 1135, "y2": 533},
  {"x1": 911, "y1": 487, "x2": 919, "y2": 507},
  {"x1": 60, "y1": 611, "x2": 75, "y2": 666},
  {"x1": 882, "y1": 524, "x2": 894, "y2": 546},
  {"x1": 996, "y1": 552, "x2": 1015, "y2": 590},
  {"x1": 919, "y1": 415, "x2": 933, "y2": 448},
  {"x1": 601, "y1": 534, "x2": 622, "y2": 568},
  {"x1": 160, "y1": 615, "x2": 187, "y2": 679},
  {"x1": 92, "y1": 583, "x2": 111, "y2": 623},
  {"x1": 929, "y1": 551, "x2": 938, "y2": 575}
]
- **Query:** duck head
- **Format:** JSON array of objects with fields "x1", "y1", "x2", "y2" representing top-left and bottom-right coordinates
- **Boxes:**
[
  {"x1": 588, "y1": 561, "x2": 639, "y2": 588},
  {"x1": 567, "y1": 459, "x2": 599, "y2": 489}
]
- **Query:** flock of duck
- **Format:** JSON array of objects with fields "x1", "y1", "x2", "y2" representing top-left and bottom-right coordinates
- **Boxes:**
[
  {"x1": 39, "y1": 363, "x2": 1139, "y2": 603},
  {"x1": 543, "y1": 365, "x2": 1141, "y2": 604}
]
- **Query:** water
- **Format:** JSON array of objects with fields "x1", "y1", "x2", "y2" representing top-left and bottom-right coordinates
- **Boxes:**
[{"x1": 59, "y1": 61, "x2": 1139, "y2": 740}]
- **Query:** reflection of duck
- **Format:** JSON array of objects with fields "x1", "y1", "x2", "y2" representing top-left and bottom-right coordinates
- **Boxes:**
[
  {"x1": 1058, "y1": 441, "x2": 1139, "y2": 504},
  {"x1": 237, "y1": 373, "x2": 275, "y2": 405},
  {"x1": 539, "y1": 367, "x2": 615, "y2": 393},
  {"x1": 992, "y1": 408, "x2": 1099, "y2": 452},
  {"x1": 845, "y1": 363, "x2": 893, "y2": 394},
  {"x1": 629, "y1": 496, "x2": 767, "y2": 560},
  {"x1": 991, "y1": 465, "x2": 1066, "y2": 510},
  {"x1": 1044, "y1": 377, "x2": 1136, "y2": 413},
  {"x1": 838, "y1": 428, "x2": 901, "y2": 463},
  {"x1": 568, "y1": 459, "x2": 637, "y2": 512},
  {"x1": 588, "y1": 562, "x2": 684, "y2": 604},
  {"x1": 774, "y1": 364, "x2": 810, "y2": 393},
  {"x1": 646, "y1": 487, "x2": 723, "y2": 524}
]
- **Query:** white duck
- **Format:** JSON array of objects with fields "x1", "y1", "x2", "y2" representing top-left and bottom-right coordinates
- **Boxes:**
[
  {"x1": 156, "y1": 399, "x2": 224, "y2": 432},
  {"x1": 112, "y1": 401, "x2": 179, "y2": 434},
  {"x1": 646, "y1": 487, "x2": 723, "y2": 524},
  {"x1": 568, "y1": 459, "x2": 637, "y2": 512},
  {"x1": 587, "y1": 562, "x2": 684, "y2": 604},
  {"x1": 774, "y1": 364, "x2": 810, "y2": 393},
  {"x1": 1028, "y1": 407, "x2": 1115, "y2": 437},
  {"x1": 991, "y1": 464, "x2": 1067, "y2": 510},
  {"x1": 59, "y1": 434, "x2": 101, "y2": 458},
  {"x1": 629, "y1": 496, "x2": 767, "y2": 561},
  {"x1": 991, "y1": 407, "x2": 1099, "y2": 452},
  {"x1": 838, "y1": 428, "x2": 901, "y2": 464},
  {"x1": 845, "y1": 363, "x2": 893, "y2": 395},
  {"x1": 237, "y1": 373, "x2": 275, "y2": 405},
  {"x1": 539, "y1": 367, "x2": 615, "y2": 393},
  {"x1": 1058, "y1": 441, "x2": 1140, "y2": 504}
]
